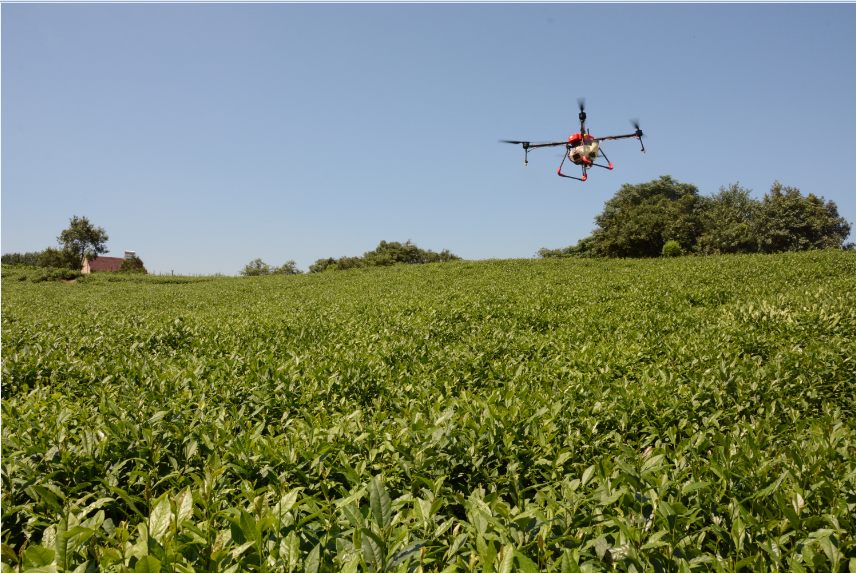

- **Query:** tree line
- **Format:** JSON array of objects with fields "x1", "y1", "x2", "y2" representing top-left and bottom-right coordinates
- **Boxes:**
[
  {"x1": 539, "y1": 176, "x2": 852, "y2": 259},
  {"x1": 241, "y1": 240, "x2": 461, "y2": 276},
  {"x1": 1, "y1": 215, "x2": 147, "y2": 272}
]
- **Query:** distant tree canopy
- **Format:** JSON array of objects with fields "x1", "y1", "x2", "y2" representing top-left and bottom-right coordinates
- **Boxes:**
[
  {"x1": 57, "y1": 216, "x2": 109, "y2": 269},
  {"x1": 539, "y1": 176, "x2": 852, "y2": 258},
  {"x1": 240, "y1": 259, "x2": 303, "y2": 276},
  {"x1": 120, "y1": 256, "x2": 147, "y2": 274},
  {"x1": 309, "y1": 240, "x2": 461, "y2": 273},
  {"x1": 2, "y1": 216, "x2": 111, "y2": 271},
  {"x1": 1, "y1": 252, "x2": 42, "y2": 267}
]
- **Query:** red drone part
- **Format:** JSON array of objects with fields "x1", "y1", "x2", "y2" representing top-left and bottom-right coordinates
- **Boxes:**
[{"x1": 500, "y1": 99, "x2": 645, "y2": 181}]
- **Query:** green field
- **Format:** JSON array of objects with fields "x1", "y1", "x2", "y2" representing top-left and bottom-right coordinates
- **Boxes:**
[{"x1": 2, "y1": 252, "x2": 855, "y2": 573}]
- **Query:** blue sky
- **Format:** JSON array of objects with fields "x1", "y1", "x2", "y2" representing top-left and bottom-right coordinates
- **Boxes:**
[{"x1": 3, "y1": 4, "x2": 855, "y2": 275}]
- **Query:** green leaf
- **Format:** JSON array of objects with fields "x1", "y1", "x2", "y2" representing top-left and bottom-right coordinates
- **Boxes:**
[
  {"x1": 369, "y1": 478, "x2": 392, "y2": 530},
  {"x1": 148, "y1": 495, "x2": 172, "y2": 543},
  {"x1": 820, "y1": 535, "x2": 841, "y2": 571},
  {"x1": 386, "y1": 540, "x2": 426, "y2": 572},
  {"x1": 304, "y1": 543, "x2": 321, "y2": 573},
  {"x1": 31, "y1": 486, "x2": 63, "y2": 513},
  {"x1": 681, "y1": 481, "x2": 710, "y2": 495},
  {"x1": 54, "y1": 516, "x2": 68, "y2": 573},
  {"x1": 497, "y1": 544, "x2": 514, "y2": 573},
  {"x1": 239, "y1": 509, "x2": 259, "y2": 544},
  {"x1": 281, "y1": 530, "x2": 301, "y2": 572},
  {"x1": 581, "y1": 465, "x2": 595, "y2": 487},
  {"x1": 175, "y1": 488, "x2": 193, "y2": 524},
  {"x1": 361, "y1": 528, "x2": 386, "y2": 573},
  {"x1": 23, "y1": 546, "x2": 55, "y2": 568},
  {"x1": 514, "y1": 550, "x2": 539, "y2": 573},
  {"x1": 134, "y1": 555, "x2": 162, "y2": 573}
]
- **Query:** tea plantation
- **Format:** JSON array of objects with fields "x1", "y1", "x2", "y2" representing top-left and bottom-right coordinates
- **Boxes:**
[{"x1": 2, "y1": 252, "x2": 855, "y2": 573}]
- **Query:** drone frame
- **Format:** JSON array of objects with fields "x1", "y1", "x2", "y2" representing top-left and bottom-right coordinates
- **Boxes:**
[{"x1": 501, "y1": 102, "x2": 644, "y2": 182}]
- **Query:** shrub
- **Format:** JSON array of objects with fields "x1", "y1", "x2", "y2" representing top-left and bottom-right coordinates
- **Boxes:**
[
  {"x1": 120, "y1": 256, "x2": 147, "y2": 273},
  {"x1": 662, "y1": 240, "x2": 683, "y2": 257}
]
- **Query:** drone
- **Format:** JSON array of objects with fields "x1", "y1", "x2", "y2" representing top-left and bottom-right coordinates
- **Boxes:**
[{"x1": 500, "y1": 99, "x2": 645, "y2": 181}]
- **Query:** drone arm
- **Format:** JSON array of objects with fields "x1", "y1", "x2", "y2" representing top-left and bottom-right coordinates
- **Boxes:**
[
  {"x1": 593, "y1": 133, "x2": 638, "y2": 142},
  {"x1": 527, "y1": 140, "x2": 573, "y2": 149}
]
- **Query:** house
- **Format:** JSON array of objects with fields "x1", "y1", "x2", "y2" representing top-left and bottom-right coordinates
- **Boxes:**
[{"x1": 81, "y1": 251, "x2": 142, "y2": 273}]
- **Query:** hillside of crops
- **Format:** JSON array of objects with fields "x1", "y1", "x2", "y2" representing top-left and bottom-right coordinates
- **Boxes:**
[{"x1": 2, "y1": 252, "x2": 855, "y2": 573}]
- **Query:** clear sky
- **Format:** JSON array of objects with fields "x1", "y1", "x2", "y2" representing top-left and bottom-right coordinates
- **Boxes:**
[{"x1": 3, "y1": 4, "x2": 855, "y2": 275}]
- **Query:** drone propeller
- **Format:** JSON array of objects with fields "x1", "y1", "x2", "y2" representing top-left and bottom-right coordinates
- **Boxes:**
[
  {"x1": 499, "y1": 140, "x2": 532, "y2": 165},
  {"x1": 577, "y1": 98, "x2": 586, "y2": 112},
  {"x1": 630, "y1": 119, "x2": 645, "y2": 152},
  {"x1": 578, "y1": 98, "x2": 586, "y2": 128}
]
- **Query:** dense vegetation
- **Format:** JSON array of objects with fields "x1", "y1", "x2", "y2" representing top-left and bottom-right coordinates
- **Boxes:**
[
  {"x1": 539, "y1": 178, "x2": 852, "y2": 259},
  {"x1": 2, "y1": 216, "x2": 110, "y2": 271},
  {"x1": 3, "y1": 251, "x2": 854, "y2": 573},
  {"x1": 309, "y1": 241, "x2": 461, "y2": 273}
]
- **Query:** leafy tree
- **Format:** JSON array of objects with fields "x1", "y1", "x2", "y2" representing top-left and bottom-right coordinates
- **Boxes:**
[
  {"x1": 695, "y1": 183, "x2": 760, "y2": 255},
  {"x1": 241, "y1": 259, "x2": 303, "y2": 276},
  {"x1": 310, "y1": 240, "x2": 461, "y2": 272},
  {"x1": 1, "y1": 252, "x2": 42, "y2": 266},
  {"x1": 38, "y1": 247, "x2": 81, "y2": 270},
  {"x1": 272, "y1": 260, "x2": 303, "y2": 275},
  {"x1": 56, "y1": 216, "x2": 109, "y2": 269},
  {"x1": 578, "y1": 176, "x2": 703, "y2": 258},
  {"x1": 120, "y1": 256, "x2": 147, "y2": 273},
  {"x1": 750, "y1": 181, "x2": 851, "y2": 253},
  {"x1": 240, "y1": 259, "x2": 272, "y2": 276}
]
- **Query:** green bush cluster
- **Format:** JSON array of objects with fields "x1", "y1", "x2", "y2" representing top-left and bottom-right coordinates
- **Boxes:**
[
  {"x1": 310, "y1": 240, "x2": 461, "y2": 273},
  {"x1": 540, "y1": 177, "x2": 852, "y2": 259},
  {"x1": 2, "y1": 251, "x2": 855, "y2": 572},
  {"x1": 120, "y1": 256, "x2": 147, "y2": 274}
]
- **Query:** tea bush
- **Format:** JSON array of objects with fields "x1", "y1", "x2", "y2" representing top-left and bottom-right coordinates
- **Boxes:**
[{"x1": 2, "y1": 251, "x2": 855, "y2": 573}]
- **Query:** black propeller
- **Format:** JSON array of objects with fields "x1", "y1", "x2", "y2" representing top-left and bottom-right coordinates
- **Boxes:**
[
  {"x1": 630, "y1": 119, "x2": 645, "y2": 152},
  {"x1": 577, "y1": 98, "x2": 586, "y2": 124},
  {"x1": 499, "y1": 140, "x2": 531, "y2": 165}
]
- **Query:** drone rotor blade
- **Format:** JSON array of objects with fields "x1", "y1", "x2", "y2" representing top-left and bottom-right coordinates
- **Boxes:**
[
  {"x1": 499, "y1": 140, "x2": 529, "y2": 146},
  {"x1": 577, "y1": 98, "x2": 586, "y2": 112},
  {"x1": 630, "y1": 119, "x2": 644, "y2": 138}
]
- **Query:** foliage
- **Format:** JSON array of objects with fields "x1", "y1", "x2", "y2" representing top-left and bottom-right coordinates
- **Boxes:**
[
  {"x1": 37, "y1": 247, "x2": 83, "y2": 270},
  {"x1": 310, "y1": 241, "x2": 461, "y2": 273},
  {"x1": 272, "y1": 261, "x2": 303, "y2": 275},
  {"x1": 2, "y1": 251, "x2": 856, "y2": 573},
  {"x1": 1, "y1": 252, "x2": 42, "y2": 267},
  {"x1": 544, "y1": 178, "x2": 851, "y2": 259},
  {"x1": 751, "y1": 181, "x2": 852, "y2": 253},
  {"x1": 241, "y1": 259, "x2": 303, "y2": 276},
  {"x1": 661, "y1": 240, "x2": 682, "y2": 257},
  {"x1": 695, "y1": 183, "x2": 760, "y2": 255},
  {"x1": 120, "y1": 256, "x2": 147, "y2": 274},
  {"x1": 56, "y1": 215, "x2": 109, "y2": 269}
]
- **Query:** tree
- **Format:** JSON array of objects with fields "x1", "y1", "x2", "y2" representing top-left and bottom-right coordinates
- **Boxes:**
[
  {"x1": 57, "y1": 216, "x2": 109, "y2": 269},
  {"x1": 241, "y1": 259, "x2": 272, "y2": 276},
  {"x1": 695, "y1": 183, "x2": 760, "y2": 255},
  {"x1": 38, "y1": 247, "x2": 81, "y2": 270},
  {"x1": 1, "y1": 252, "x2": 42, "y2": 267},
  {"x1": 581, "y1": 176, "x2": 703, "y2": 258},
  {"x1": 120, "y1": 256, "x2": 147, "y2": 273},
  {"x1": 271, "y1": 260, "x2": 303, "y2": 275},
  {"x1": 751, "y1": 181, "x2": 852, "y2": 253},
  {"x1": 241, "y1": 259, "x2": 303, "y2": 276},
  {"x1": 309, "y1": 240, "x2": 461, "y2": 272}
]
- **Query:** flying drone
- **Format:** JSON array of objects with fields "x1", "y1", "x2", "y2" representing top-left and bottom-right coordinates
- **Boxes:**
[{"x1": 500, "y1": 99, "x2": 645, "y2": 181}]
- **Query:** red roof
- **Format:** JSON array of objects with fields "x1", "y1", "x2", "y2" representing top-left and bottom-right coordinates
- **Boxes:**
[{"x1": 88, "y1": 256, "x2": 124, "y2": 272}]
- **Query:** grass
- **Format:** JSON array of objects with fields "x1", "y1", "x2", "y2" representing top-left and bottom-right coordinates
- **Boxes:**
[{"x1": 2, "y1": 251, "x2": 855, "y2": 573}]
